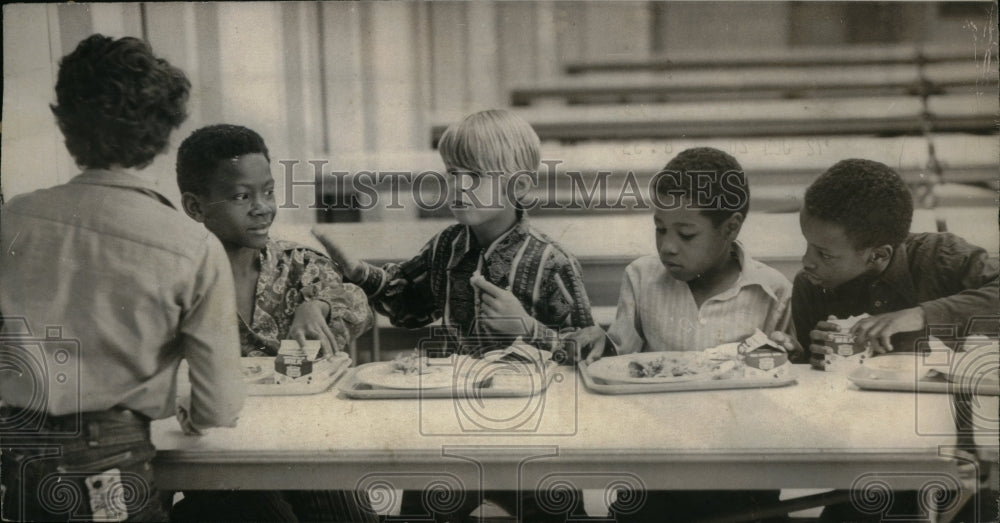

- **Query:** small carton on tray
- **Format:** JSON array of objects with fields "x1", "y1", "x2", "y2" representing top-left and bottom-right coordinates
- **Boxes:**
[
  {"x1": 813, "y1": 314, "x2": 871, "y2": 372},
  {"x1": 241, "y1": 341, "x2": 350, "y2": 396}
]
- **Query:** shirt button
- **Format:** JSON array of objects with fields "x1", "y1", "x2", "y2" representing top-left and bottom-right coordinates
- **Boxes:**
[
  {"x1": 874, "y1": 300, "x2": 883, "y2": 308},
  {"x1": 699, "y1": 318, "x2": 707, "y2": 325}
]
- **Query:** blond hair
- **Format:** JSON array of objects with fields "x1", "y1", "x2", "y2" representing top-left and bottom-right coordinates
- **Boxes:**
[{"x1": 438, "y1": 109, "x2": 541, "y2": 176}]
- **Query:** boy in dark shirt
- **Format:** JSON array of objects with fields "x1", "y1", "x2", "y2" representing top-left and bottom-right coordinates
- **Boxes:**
[
  {"x1": 794, "y1": 158, "x2": 998, "y2": 361},
  {"x1": 793, "y1": 158, "x2": 998, "y2": 522}
]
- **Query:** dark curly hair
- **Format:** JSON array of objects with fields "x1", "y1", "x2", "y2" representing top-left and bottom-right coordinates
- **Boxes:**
[
  {"x1": 50, "y1": 34, "x2": 190, "y2": 169},
  {"x1": 652, "y1": 147, "x2": 749, "y2": 226},
  {"x1": 804, "y1": 159, "x2": 913, "y2": 249},
  {"x1": 176, "y1": 124, "x2": 271, "y2": 196}
]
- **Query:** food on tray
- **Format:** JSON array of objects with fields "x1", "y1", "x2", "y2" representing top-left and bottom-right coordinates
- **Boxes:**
[
  {"x1": 390, "y1": 349, "x2": 432, "y2": 375},
  {"x1": 814, "y1": 314, "x2": 871, "y2": 371},
  {"x1": 588, "y1": 330, "x2": 794, "y2": 384}
]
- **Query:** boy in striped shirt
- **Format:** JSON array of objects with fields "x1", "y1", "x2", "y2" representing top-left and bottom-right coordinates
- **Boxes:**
[
  {"x1": 314, "y1": 109, "x2": 594, "y2": 521},
  {"x1": 575, "y1": 147, "x2": 795, "y2": 522}
]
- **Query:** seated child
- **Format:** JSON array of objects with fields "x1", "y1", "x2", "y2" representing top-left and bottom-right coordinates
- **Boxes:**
[
  {"x1": 170, "y1": 124, "x2": 376, "y2": 522},
  {"x1": 792, "y1": 158, "x2": 998, "y2": 522},
  {"x1": 314, "y1": 109, "x2": 595, "y2": 522},
  {"x1": 573, "y1": 147, "x2": 793, "y2": 523},
  {"x1": 795, "y1": 158, "x2": 998, "y2": 358}
]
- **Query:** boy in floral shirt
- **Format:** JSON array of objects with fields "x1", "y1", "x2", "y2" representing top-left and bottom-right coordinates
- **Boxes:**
[{"x1": 171, "y1": 124, "x2": 375, "y2": 522}]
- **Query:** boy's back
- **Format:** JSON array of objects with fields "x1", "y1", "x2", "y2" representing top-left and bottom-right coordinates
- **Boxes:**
[{"x1": 0, "y1": 170, "x2": 243, "y2": 425}]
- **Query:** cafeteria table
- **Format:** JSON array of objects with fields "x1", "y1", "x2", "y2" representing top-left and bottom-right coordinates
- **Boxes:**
[{"x1": 153, "y1": 363, "x2": 996, "y2": 519}]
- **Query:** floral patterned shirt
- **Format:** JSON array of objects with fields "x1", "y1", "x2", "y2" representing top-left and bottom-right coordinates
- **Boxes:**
[
  {"x1": 356, "y1": 216, "x2": 595, "y2": 354},
  {"x1": 241, "y1": 239, "x2": 373, "y2": 357}
]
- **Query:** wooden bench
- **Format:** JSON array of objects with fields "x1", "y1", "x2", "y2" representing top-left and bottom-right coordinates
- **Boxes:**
[
  {"x1": 430, "y1": 95, "x2": 998, "y2": 145},
  {"x1": 563, "y1": 43, "x2": 982, "y2": 74},
  {"x1": 279, "y1": 207, "x2": 996, "y2": 360},
  {"x1": 512, "y1": 62, "x2": 989, "y2": 106}
]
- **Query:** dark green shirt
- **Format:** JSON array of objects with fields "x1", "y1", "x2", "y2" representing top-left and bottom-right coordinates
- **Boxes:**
[{"x1": 792, "y1": 232, "x2": 999, "y2": 360}]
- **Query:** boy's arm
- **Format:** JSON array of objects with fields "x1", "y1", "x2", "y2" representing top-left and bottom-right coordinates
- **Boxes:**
[
  {"x1": 297, "y1": 249, "x2": 374, "y2": 348},
  {"x1": 181, "y1": 237, "x2": 245, "y2": 430},
  {"x1": 791, "y1": 272, "x2": 824, "y2": 363},
  {"x1": 605, "y1": 265, "x2": 643, "y2": 356},
  {"x1": 524, "y1": 255, "x2": 596, "y2": 361},
  {"x1": 919, "y1": 236, "x2": 999, "y2": 328},
  {"x1": 353, "y1": 235, "x2": 442, "y2": 329}
]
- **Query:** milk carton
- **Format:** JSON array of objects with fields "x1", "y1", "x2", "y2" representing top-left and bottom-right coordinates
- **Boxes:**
[
  {"x1": 274, "y1": 340, "x2": 322, "y2": 384},
  {"x1": 737, "y1": 329, "x2": 790, "y2": 379},
  {"x1": 813, "y1": 314, "x2": 871, "y2": 371}
]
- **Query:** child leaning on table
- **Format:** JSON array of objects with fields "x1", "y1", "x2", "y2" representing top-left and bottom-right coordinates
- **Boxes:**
[
  {"x1": 792, "y1": 158, "x2": 998, "y2": 523},
  {"x1": 169, "y1": 124, "x2": 377, "y2": 522},
  {"x1": 314, "y1": 109, "x2": 595, "y2": 522},
  {"x1": 571, "y1": 147, "x2": 794, "y2": 523}
]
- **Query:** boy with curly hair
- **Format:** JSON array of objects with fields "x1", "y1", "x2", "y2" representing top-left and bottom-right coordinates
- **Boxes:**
[
  {"x1": 170, "y1": 124, "x2": 376, "y2": 522},
  {"x1": 795, "y1": 158, "x2": 998, "y2": 360},
  {"x1": 575, "y1": 147, "x2": 793, "y2": 522},
  {"x1": 1, "y1": 35, "x2": 244, "y2": 521},
  {"x1": 793, "y1": 158, "x2": 998, "y2": 522}
]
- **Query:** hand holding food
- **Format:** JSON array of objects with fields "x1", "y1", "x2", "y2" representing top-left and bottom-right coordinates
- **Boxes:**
[
  {"x1": 470, "y1": 272, "x2": 535, "y2": 337},
  {"x1": 850, "y1": 307, "x2": 924, "y2": 354}
]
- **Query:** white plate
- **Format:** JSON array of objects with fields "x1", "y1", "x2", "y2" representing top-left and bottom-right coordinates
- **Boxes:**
[
  {"x1": 587, "y1": 352, "x2": 720, "y2": 384},
  {"x1": 353, "y1": 362, "x2": 456, "y2": 389}
]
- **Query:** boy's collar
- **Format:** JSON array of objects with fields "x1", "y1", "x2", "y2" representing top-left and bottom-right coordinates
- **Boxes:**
[
  {"x1": 727, "y1": 241, "x2": 781, "y2": 301},
  {"x1": 447, "y1": 214, "x2": 531, "y2": 269},
  {"x1": 70, "y1": 168, "x2": 175, "y2": 208}
]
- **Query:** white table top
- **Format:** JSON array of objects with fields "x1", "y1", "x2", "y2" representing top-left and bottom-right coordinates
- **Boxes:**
[{"x1": 152, "y1": 364, "x2": 995, "y2": 491}]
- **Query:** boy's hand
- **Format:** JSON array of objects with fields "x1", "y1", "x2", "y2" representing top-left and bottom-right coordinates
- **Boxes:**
[
  {"x1": 566, "y1": 325, "x2": 609, "y2": 363},
  {"x1": 175, "y1": 395, "x2": 204, "y2": 436},
  {"x1": 850, "y1": 307, "x2": 925, "y2": 354},
  {"x1": 470, "y1": 276, "x2": 534, "y2": 337},
  {"x1": 809, "y1": 315, "x2": 840, "y2": 356},
  {"x1": 312, "y1": 230, "x2": 365, "y2": 282},
  {"x1": 768, "y1": 331, "x2": 803, "y2": 362},
  {"x1": 289, "y1": 301, "x2": 340, "y2": 357}
]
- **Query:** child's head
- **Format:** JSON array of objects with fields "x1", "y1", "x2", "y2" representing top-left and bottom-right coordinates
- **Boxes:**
[
  {"x1": 800, "y1": 158, "x2": 913, "y2": 289},
  {"x1": 176, "y1": 124, "x2": 275, "y2": 250},
  {"x1": 437, "y1": 110, "x2": 540, "y2": 228},
  {"x1": 651, "y1": 147, "x2": 748, "y2": 282},
  {"x1": 51, "y1": 34, "x2": 190, "y2": 170}
]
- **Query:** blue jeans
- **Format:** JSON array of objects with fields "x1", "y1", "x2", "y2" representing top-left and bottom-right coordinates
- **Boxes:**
[{"x1": 1, "y1": 406, "x2": 166, "y2": 522}]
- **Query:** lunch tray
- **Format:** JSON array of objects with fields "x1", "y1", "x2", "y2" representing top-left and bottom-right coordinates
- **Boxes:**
[
  {"x1": 578, "y1": 361, "x2": 797, "y2": 394},
  {"x1": 848, "y1": 365, "x2": 1000, "y2": 395},
  {"x1": 246, "y1": 356, "x2": 352, "y2": 396},
  {"x1": 339, "y1": 361, "x2": 559, "y2": 399}
]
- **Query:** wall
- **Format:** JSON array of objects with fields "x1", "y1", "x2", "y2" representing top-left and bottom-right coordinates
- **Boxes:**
[{"x1": 2, "y1": 1, "x2": 988, "y2": 217}]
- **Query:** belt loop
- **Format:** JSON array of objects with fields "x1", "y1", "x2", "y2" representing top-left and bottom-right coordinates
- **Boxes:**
[{"x1": 87, "y1": 421, "x2": 100, "y2": 447}]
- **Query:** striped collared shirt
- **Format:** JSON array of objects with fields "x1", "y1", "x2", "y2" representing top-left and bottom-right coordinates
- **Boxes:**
[
  {"x1": 357, "y1": 216, "x2": 594, "y2": 352},
  {"x1": 608, "y1": 243, "x2": 792, "y2": 354}
]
